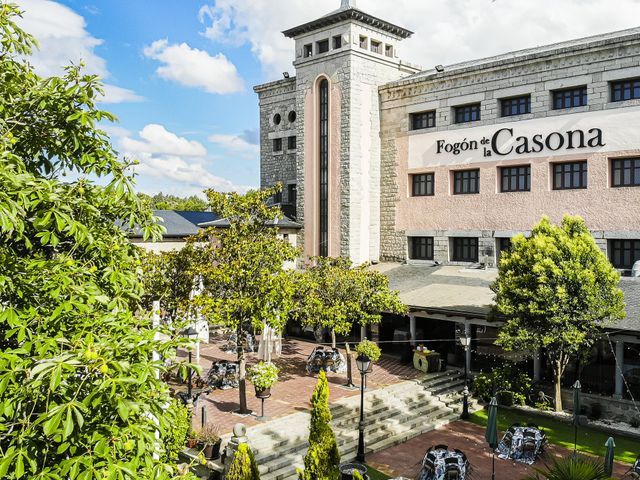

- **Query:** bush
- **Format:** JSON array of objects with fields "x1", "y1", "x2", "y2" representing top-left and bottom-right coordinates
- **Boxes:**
[
  {"x1": 355, "y1": 338, "x2": 382, "y2": 363},
  {"x1": 163, "y1": 399, "x2": 192, "y2": 462},
  {"x1": 298, "y1": 371, "x2": 340, "y2": 480},
  {"x1": 226, "y1": 443, "x2": 260, "y2": 480},
  {"x1": 247, "y1": 362, "x2": 279, "y2": 391},
  {"x1": 629, "y1": 415, "x2": 640, "y2": 428},
  {"x1": 473, "y1": 365, "x2": 530, "y2": 405},
  {"x1": 524, "y1": 455, "x2": 609, "y2": 480}
]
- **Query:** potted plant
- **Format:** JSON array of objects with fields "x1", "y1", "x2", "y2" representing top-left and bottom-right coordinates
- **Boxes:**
[
  {"x1": 195, "y1": 424, "x2": 222, "y2": 460},
  {"x1": 355, "y1": 339, "x2": 381, "y2": 372},
  {"x1": 247, "y1": 361, "x2": 279, "y2": 398},
  {"x1": 186, "y1": 428, "x2": 198, "y2": 449}
]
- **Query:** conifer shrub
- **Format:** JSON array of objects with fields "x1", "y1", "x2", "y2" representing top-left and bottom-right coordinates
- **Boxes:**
[
  {"x1": 298, "y1": 370, "x2": 341, "y2": 480},
  {"x1": 226, "y1": 443, "x2": 260, "y2": 480}
]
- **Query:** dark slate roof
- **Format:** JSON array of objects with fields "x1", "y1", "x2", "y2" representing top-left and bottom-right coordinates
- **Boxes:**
[
  {"x1": 372, "y1": 263, "x2": 640, "y2": 333},
  {"x1": 618, "y1": 278, "x2": 640, "y2": 332},
  {"x1": 130, "y1": 210, "x2": 219, "y2": 238},
  {"x1": 282, "y1": 7, "x2": 413, "y2": 39},
  {"x1": 197, "y1": 216, "x2": 302, "y2": 229}
]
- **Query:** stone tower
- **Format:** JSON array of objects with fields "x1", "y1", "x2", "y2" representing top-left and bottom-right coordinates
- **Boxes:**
[{"x1": 255, "y1": 2, "x2": 418, "y2": 263}]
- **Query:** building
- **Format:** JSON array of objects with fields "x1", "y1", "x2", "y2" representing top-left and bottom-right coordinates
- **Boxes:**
[{"x1": 255, "y1": 1, "x2": 640, "y2": 411}]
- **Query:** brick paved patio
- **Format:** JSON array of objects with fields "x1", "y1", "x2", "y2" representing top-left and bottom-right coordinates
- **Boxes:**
[
  {"x1": 367, "y1": 420, "x2": 630, "y2": 479},
  {"x1": 187, "y1": 331, "x2": 422, "y2": 434}
]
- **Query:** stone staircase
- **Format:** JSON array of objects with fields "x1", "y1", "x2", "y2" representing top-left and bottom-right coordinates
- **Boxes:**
[{"x1": 225, "y1": 371, "x2": 473, "y2": 480}]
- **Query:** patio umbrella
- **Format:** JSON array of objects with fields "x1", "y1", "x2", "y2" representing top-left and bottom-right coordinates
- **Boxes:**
[
  {"x1": 485, "y1": 396, "x2": 498, "y2": 480},
  {"x1": 604, "y1": 437, "x2": 615, "y2": 477},
  {"x1": 572, "y1": 380, "x2": 581, "y2": 456},
  {"x1": 257, "y1": 321, "x2": 274, "y2": 363}
]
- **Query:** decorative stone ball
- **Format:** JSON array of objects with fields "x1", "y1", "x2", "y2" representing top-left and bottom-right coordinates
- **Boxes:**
[{"x1": 233, "y1": 423, "x2": 246, "y2": 437}]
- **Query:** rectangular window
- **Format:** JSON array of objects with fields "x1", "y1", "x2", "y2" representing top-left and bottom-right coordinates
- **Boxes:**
[
  {"x1": 454, "y1": 103, "x2": 481, "y2": 123},
  {"x1": 611, "y1": 158, "x2": 640, "y2": 187},
  {"x1": 319, "y1": 79, "x2": 329, "y2": 257},
  {"x1": 496, "y1": 237, "x2": 512, "y2": 263},
  {"x1": 453, "y1": 169, "x2": 480, "y2": 194},
  {"x1": 553, "y1": 161, "x2": 587, "y2": 190},
  {"x1": 609, "y1": 239, "x2": 640, "y2": 269},
  {"x1": 409, "y1": 237, "x2": 434, "y2": 260},
  {"x1": 287, "y1": 136, "x2": 296, "y2": 150},
  {"x1": 333, "y1": 35, "x2": 342, "y2": 49},
  {"x1": 411, "y1": 173, "x2": 435, "y2": 196},
  {"x1": 500, "y1": 165, "x2": 531, "y2": 192},
  {"x1": 452, "y1": 237, "x2": 479, "y2": 262},
  {"x1": 410, "y1": 110, "x2": 436, "y2": 130},
  {"x1": 611, "y1": 78, "x2": 640, "y2": 102},
  {"x1": 501, "y1": 95, "x2": 531, "y2": 117},
  {"x1": 303, "y1": 44, "x2": 312, "y2": 58},
  {"x1": 385, "y1": 44, "x2": 393, "y2": 57},
  {"x1": 553, "y1": 86, "x2": 587, "y2": 109},
  {"x1": 273, "y1": 138, "x2": 282, "y2": 152},
  {"x1": 359, "y1": 36, "x2": 368, "y2": 49},
  {"x1": 316, "y1": 39, "x2": 329, "y2": 54},
  {"x1": 370, "y1": 40, "x2": 381, "y2": 54},
  {"x1": 287, "y1": 183, "x2": 297, "y2": 205}
]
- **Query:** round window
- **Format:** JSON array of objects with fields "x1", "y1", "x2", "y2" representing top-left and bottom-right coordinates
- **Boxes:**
[
  {"x1": 288, "y1": 111, "x2": 297, "y2": 123},
  {"x1": 273, "y1": 113, "x2": 281, "y2": 125}
]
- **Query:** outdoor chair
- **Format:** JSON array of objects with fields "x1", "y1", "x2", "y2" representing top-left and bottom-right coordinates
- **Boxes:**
[
  {"x1": 422, "y1": 458, "x2": 435, "y2": 474},
  {"x1": 434, "y1": 444, "x2": 448, "y2": 451},
  {"x1": 507, "y1": 426, "x2": 517, "y2": 434},
  {"x1": 522, "y1": 439, "x2": 537, "y2": 459},
  {"x1": 444, "y1": 462, "x2": 461, "y2": 480},
  {"x1": 523, "y1": 430, "x2": 537, "y2": 439},
  {"x1": 454, "y1": 449, "x2": 467, "y2": 463},
  {"x1": 527, "y1": 422, "x2": 538, "y2": 429}
]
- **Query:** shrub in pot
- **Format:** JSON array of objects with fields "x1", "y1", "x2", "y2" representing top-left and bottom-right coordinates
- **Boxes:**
[
  {"x1": 195, "y1": 424, "x2": 222, "y2": 460},
  {"x1": 355, "y1": 339, "x2": 381, "y2": 372},
  {"x1": 247, "y1": 361, "x2": 279, "y2": 397}
]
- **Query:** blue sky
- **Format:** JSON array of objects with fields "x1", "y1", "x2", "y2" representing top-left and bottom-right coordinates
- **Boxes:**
[{"x1": 15, "y1": 0, "x2": 640, "y2": 197}]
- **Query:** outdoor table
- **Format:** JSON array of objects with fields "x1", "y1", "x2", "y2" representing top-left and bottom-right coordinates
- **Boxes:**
[
  {"x1": 418, "y1": 447, "x2": 468, "y2": 480},
  {"x1": 633, "y1": 456, "x2": 640, "y2": 475},
  {"x1": 305, "y1": 346, "x2": 346, "y2": 374},
  {"x1": 497, "y1": 425, "x2": 547, "y2": 465},
  {"x1": 205, "y1": 360, "x2": 239, "y2": 389}
]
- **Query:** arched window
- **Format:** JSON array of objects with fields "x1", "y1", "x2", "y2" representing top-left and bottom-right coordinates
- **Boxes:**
[{"x1": 319, "y1": 79, "x2": 329, "y2": 257}]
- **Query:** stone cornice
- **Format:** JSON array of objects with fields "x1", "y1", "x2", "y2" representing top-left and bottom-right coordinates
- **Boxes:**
[{"x1": 253, "y1": 78, "x2": 297, "y2": 98}]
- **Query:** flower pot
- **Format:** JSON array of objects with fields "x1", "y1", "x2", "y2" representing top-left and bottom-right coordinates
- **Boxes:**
[
  {"x1": 340, "y1": 462, "x2": 368, "y2": 480},
  {"x1": 201, "y1": 439, "x2": 222, "y2": 460},
  {"x1": 255, "y1": 387, "x2": 271, "y2": 398},
  {"x1": 186, "y1": 437, "x2": 198, "y2": 449}
]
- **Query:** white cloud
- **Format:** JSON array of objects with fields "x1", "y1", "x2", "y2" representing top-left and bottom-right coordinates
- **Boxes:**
[
  {"x1": 121, "y1": 124, "x2": 207, "y2": 157},
  {"x1": 118, "y1": 124, "x2": 250, "y2": 193},
  {"x1": 143, "y1": 39, "x2": 244, "y2": 94},
  {"x1": 208, "y1": 131, "x2": 259, "y2": 160},
  {"x1": 198, "y1": 0, "x2": 640, "y2": 78},
  {"x1": 101, "y1": 84, "x2": 145, "y2": 104},
  {"x1": 14, "y1": 0, "x2": 142, "y2": 103}
]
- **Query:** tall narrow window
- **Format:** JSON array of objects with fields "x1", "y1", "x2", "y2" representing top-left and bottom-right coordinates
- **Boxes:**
[{"x1": 319, "y1": 79, "x2": 329, "y2": 257}]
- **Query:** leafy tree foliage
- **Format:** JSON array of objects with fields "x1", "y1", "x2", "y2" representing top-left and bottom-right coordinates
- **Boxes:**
[
  {"x1": 491, "y1": 216, "x2": 625, "y2": 411},
  {"x1": 294, "y1": 257, "x2": 407, "y2": 347},
  {"x1": 298, "y1": 371, "x2": 340, "y2": 480},
  {"x1": 225, "y1": 443, "x2": 260, "y2": 480},
  {"x1": 138, "y1": 192, "x2": 208, "y2": 212},
  {"x1": 191, "y1": 186, "x2": 298, "y2": 414},
  {"x1": 0, "y1": 5, "x2": 193, "y2": 478}
]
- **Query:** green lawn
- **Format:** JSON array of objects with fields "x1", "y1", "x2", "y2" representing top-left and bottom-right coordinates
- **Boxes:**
[
  {"x1": 365, "y1": 465, "x2": 391, "y2": 480},
  {"x1": 468, "y1": 408, "x2": 638, "y2": 465}
]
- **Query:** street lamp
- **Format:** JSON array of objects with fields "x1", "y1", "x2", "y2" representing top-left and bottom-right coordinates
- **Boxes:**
[
  {"x1": 459, "y1": 334, "x2": 471, "y2": 419},
  {"x1": 355, "y1": 353, "x2": 371, "y2": 463},
  {"x1": 572, "y1": 380, "x2": 582, "y2": 458},
  {"x1": 181, "y1": 327, "x2": 199, "y2": 402}
]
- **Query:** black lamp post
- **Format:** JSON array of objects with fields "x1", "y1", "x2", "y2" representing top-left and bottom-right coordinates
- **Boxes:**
[
  {"x1": 572, "y1": 380, "x2": 582, "y2": 458},
  {"x1": 181, "y1": 327, "x2": 199, "y2": 402},
  {"x1": 459, "y1": 334, "x2": 471, "y2": 419},
  {"x1": 355, "y1": 353, "x2": 371, "y2": 463}
]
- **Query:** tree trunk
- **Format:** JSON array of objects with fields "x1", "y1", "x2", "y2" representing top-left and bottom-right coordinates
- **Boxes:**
[
  {"x1": 331, "y1": 329, "x2": 336, "y2": 349},
  {"x1": 553, "y1": 358, "x2": 563, "y2": 412},
  {"x1": 237, "y1": 327, "x2": 249, "y2": 414}
]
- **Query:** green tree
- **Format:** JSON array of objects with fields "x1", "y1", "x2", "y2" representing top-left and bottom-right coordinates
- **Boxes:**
[
  {"x1": 138, "y1": 192, "x2": 208, "y2": 211},
  {"x1": 294, "y1": 256, "x2": 407, "y2": 347},
  {"x1": 298, "y1": 371, "x2": 340, "y2": 480},
  {"x1": 226, "y1": 443, "x2": 261, "y2": 480},
  {"x1": 191, "y1": 186, "x2": 298, "y2": 414},
  {"x1": 491, "y1": 216, "x2": 625, "y2": 411},
  {"x1": 0, "y1": 5, "x2": 194, "y2": 478}
]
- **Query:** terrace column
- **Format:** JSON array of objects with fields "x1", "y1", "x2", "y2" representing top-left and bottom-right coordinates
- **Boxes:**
[
  {"x1": 409, "y1": 314, "x2": 417, "y2": 347},
  {"x1": 533, "y1": 349, "x2": 541, "y2": 382},
  {"x1": 464, "y1": 323, "x2": 472, "y2": 374},
  {"x1": 614, "y1": 340, "x2": 625, "y2": 399}
]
